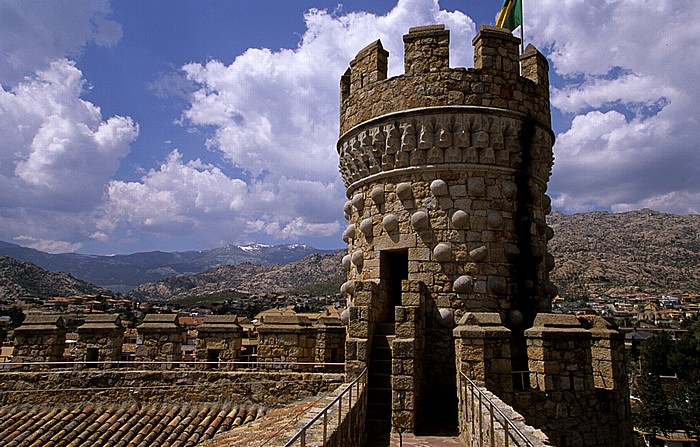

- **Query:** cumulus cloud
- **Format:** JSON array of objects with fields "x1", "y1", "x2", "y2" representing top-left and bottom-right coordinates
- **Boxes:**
[
  {"x1": 107, "y1": 0, "x2": 474, "y2": 246},
  {"x1": 528, "y1": 0, "x2": 700, "y2": 214},
  {"x1": 0, "y1": 58, "x2": 137, "y2": 252},
  {"x1": 0, "y1": 0, "x2": 121, "y2": 85}
]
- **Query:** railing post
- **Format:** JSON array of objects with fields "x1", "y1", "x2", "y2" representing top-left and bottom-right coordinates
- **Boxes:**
[
  {"x1": 490, "y1": 401, "x2": 495, "y2": 447},
  {"x1": 323, "y1": 411, "x2": 328, "y2": 444}
]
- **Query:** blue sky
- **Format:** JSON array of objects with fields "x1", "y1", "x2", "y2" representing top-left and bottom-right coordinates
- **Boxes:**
[{"x1": 1, "y1": 0, "x2": 699, "y2": 255}]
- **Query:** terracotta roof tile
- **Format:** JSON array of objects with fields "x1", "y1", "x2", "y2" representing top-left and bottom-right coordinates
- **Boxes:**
[{"x1": 0, "y1": 403, "x2": 260, "y2": 447}]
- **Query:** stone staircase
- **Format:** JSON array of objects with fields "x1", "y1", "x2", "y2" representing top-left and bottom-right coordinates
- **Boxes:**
[{"x1": 366, "y1": 323, "x2": 395, "y2": 437}]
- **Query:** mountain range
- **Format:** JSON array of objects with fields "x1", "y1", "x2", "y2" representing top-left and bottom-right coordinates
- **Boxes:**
[
  {"x1": 0, "y1": 241, "x2": 335, "y2": 293},
  {"x1": 1, "y1": 209, "x2": 699, "y2": 302},
  {"x1": 0, "y1": 256, "x2": 113, "y2": 300}
]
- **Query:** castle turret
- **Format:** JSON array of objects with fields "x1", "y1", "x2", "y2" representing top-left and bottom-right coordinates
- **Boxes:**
[{"x1": 339, "y1": 24, "x2": 554, "y2": 434}]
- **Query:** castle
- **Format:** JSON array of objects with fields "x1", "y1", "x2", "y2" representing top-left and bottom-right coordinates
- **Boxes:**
[
  {"x1": 338, "y1": 24, "x2": 633, "y2": 446},
  {"x1": 2, "y1": 23, "x2": 636, "y2": 447}
]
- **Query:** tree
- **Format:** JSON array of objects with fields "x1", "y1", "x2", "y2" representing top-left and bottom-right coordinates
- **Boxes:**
[
  {"x1": 671, "y1": 382, "x2": 700, "y2": 438},
  {"x1": 641, "y1": 331, "x2": 674, "y2": 376},
  {"x1": 0, "y1": 306, "x2": 25, "y2": 328},
  {"x1": 633, "y1": 371, "x2": 672, "y2": 435}
]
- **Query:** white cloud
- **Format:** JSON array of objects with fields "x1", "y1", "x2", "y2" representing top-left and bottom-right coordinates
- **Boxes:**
[
  {"x1": 0, "y1": 0, "x2": 122, "y2": 85},
  {"x1": 13, "y1": 235, "x2": 82, "y2": 254},
  {"x1": 109, "y1": 0, "x2": 474, "y2": 246},
  {"x1": 0, "y1": 59, "x2": 138, "y2": 248},
  {"x1": 529, "y1": 0, "x2": 700, "y2": 214}
]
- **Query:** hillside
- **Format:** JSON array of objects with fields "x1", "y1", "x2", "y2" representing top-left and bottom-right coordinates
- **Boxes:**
[
  {"x1": 128, "y1": 251, "x2": 346, "y2": 301},
  {"x1": 0, "y1": 241, "x2": 335, "y2": 293},
  {"x1": 548, "y1": 209, "x2": 700, "y2": 298},
  {"x1": 129, "y1": 210, "x2": 700, "y2": 302},
  {"x1": 0, "y1": 256, "x2": 114, "y2": 300}
]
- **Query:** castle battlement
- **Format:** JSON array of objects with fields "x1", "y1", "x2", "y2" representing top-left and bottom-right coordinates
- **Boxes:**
[{"x1": 339, "y1": 25, "x2": 550, "y2": 137}]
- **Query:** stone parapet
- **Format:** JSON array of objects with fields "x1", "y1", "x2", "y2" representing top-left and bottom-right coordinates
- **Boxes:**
[
  {"x1": 195, "y1": 315, "x2": 243, "y2": 370},
  {"x1": 525, "y1": 313, "x2": 594, "y2": 393},
  {"x1": 257, "y1": 315, "x2": 317, "y2": 371},
  {"x1": 135, "y1": 314, "x2": 183, "y2": 368},
  {"x1": 75, "y1": 314, "x2": 124, "y2": 365},
  {"x1": 12, "y1": 315, "x2": 66, "y2": 366},
  {"x1": 340, "y1": 25, "x2": 550, "y2": 136},
  {"x1": 454, "y1": 312, "x2": 512, "y2": 400},
  {"x1": 315, "y1": 317, "x2": 346, "y2": 368},
  {"x1": 0, "y1": 370, "x2": 343, "y2": 407}
]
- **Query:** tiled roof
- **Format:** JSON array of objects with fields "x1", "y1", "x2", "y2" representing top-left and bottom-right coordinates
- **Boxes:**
[{"x1": 0, "y1": 402, "x2": 263, "y2": 447}]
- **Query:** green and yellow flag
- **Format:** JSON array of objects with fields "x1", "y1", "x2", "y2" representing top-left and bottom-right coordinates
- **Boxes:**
[{"x1": 496, "y1": 0, "x2": 522, "y2": 31}]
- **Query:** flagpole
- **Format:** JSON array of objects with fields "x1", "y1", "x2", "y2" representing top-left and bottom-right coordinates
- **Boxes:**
[{"x1": 519, "y1": 0, "x2": 524, "y2": 54}]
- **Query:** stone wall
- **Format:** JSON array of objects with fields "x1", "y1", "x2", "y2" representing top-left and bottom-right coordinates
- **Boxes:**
[
  {"x1": 257, "y1": 316, "x2": 317, "y2": 371},
  {"x1": 75, "y1": 314, "x2": 124, "y2": 365},
  {"x1": 339, "y1": 23, "x2": 555, "y2": 435},
  {"x1": 12, "y1": 315, "x2": 66, "y2": 366},
  {"x1": 314, "y1": 317, "x2": 346, "y2": 369},
  {"x1": 459, "y1": 379, "x2": 551, "y2": 447},
  {"x1": 453, "y1": 312, "x2": 634, "y2": 447},
  {"x1": 195, "y1": 315, "x2": 243, "y2": 370},
  {"x1": 0, "y1": 370, "x2": 344, "y2": 408},
  {"x1": 340, "y1": 25, "x2": 550, "y2": 137},
  {"x1": 135, "y1": 314, "x2": 183, "y2": 368}
]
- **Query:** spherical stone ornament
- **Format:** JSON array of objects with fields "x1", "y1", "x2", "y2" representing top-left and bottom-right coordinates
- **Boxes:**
[
  {"x1": 343, "y1": 200, "x2": 353, "y2": 219},
  {"x1": 430, "y1": 179, "x2": 448, "y2": 196},
  {"x1": 545, "y1": 226, "x2": 554, "y2": 240},
  {"x1": 545, "y1": 252, "x2": 555, "y2": 271},
  {"x1": 502, "y1": 180, "x2": 517, "y2": 200},
  {"x1": 488, "y1": 276, "x2": 507, "y2": 294},
  {"x1": 370, "y1": 185, "x2": 385, "y2": 204},
  {"x1": 451, "y1": 210, "x2": 469, "y2": 229},
  {"x1": 467, "y1": 177, "x2": 485, "y2": 196},
  {"x1": 436, "y1": 307, "x2": 454, "y2": 327},
  {"x1": 396, "y1": 182, "x2": 412, "y2": 200},
  {"x1": 340, "y1": 309, "x2": 350, "y2": 326},
  {"x1": 487, "y1": 210, "x2": 503, "y2": 229},
  {"x1": 382, "y1": 214, "x2": 399, "y2": 233},
  {"x1": 340, "y1": 280, "x2": 355, "y2": 295},
  {"x1": 433, "y1": 243, "x2": 452, "y2": 262},
  {"x1": 342, "y1": 224, "x2": 356, "y2": 243},
  {"x1": 509, "y1": 310, "x2": 524, "y2": 327},
  {"x1": 504, "y1": 244, "x2": 520, "y2": 261},
  {"x1": 351, "y1": 250, "x2": 364, "y2": 267},
  {"x1": 545, "y1": 280, "x2": 559, "y2": 298},
  {"x1": 342, "y1": 254, "x2": 352, "y2": 272},
  {"x1": 543, "y1": 194, "x2": 552, "y2": 214},
  {"x1": 360, "y1": 218, "x2": 373, "y2": 237},
  {"x1": 352, "y1": 193, "x2": 365, "y2": 210},
  {"x1": 453, "y1": 275, "x2": 474, "y2": 293},
  {"x1": 410, "y1": 211, "x2": 430, "y2": 230},
  {"x1": 469, "y1": 245, "x2": 488, "y2": 262}
]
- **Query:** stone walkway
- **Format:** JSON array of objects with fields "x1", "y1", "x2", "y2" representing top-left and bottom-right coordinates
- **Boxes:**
[{"x1": 366, "y1": 433, "x2": 463, "y2": 446}]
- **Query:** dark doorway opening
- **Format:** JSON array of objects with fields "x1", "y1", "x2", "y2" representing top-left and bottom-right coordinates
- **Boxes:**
[
  {"x1": 207, "y1": 349, "x2": 221, "y2": 369},
  {"x1": 85, "y1": 348, "x2": 99, "y2": 368},
  {"x1": 379, "y1": 250, "x2": 409, "y2": 322}
]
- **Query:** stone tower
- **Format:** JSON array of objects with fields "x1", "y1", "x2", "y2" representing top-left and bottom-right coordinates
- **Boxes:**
[{"x1": 339, "y1": 24, "x2": 554, "y2": 433}]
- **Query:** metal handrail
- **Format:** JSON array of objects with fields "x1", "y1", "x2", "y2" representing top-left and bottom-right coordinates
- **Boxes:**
[
  {"x1": 285, "y1": 368, "x2": 367, "y2": 447},
  {"x1": 460, "y1": 371, "x2": 535, "y2": 447}
]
